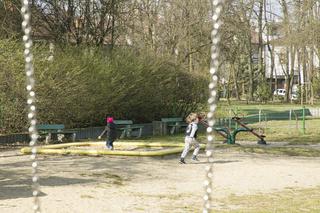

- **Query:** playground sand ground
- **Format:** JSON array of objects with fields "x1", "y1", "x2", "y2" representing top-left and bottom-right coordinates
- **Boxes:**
[{"x1": 1, "y1": 147, "x2": 320, "y2": 213}]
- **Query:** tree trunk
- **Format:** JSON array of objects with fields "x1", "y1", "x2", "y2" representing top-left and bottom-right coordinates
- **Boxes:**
[
  {"x1": 239, "y1": 0, "x2": 255, "y2": 101},
  {"x1": 227, "y1": 67, "x2": 232, "y2": 104},
  {"x1": 264, "y1": 0, "x2": 275, "y2": 97},
  {"x1": 301, "y1": 47, "x2": 307, "y2": 105},
  {"x1": 110, "y1": 0, "x2": 116, "y2": 50},
  {"x1": 247, "y1": 37, "x2": 254, "y2": 101},
  {"x1": 188, "y1": 39, "x2": 193, "y2": 72},
  {"x1": 310, "y1": 48, "x2": 315, "y2": 105},
  {"x1": 289, "y1": 45, "x2": 296, "y2": 103},
  {"x1": 284, "y1": 47, "x2": 290, "y2": 102},
  {"x1": 84, "y1": 0, "x2": 90, "y2": 44},
  {"x1": 258, "y1": 0, "x2": 264, "y2": 81},
  {"x1": 297, "y1": 49, "x2": 302, "y2": 101},
  {"x1": 232, "y1": 64, "x2": 240, "y2": 100}
]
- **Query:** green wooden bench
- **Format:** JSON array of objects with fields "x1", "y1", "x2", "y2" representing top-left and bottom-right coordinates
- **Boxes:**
[
  {"x1": 36, "y1": 124, "x2": 76, "y2": 143},
  {"x1": 114, "y1": 120, "x2": 144, "y2": 138},
  {"x1": 161, "y1": 117, "x2": 188, "y2": 135}
]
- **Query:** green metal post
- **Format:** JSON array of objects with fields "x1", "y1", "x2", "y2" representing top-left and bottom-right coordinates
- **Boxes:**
[
  {"x1": 228, "y1": 132, "x2": 235, "y2": 144},
  {"x1": 259, "y1": 109, "x2": 261, "y2": 133},
  {"x1": 302, "y1": 106, "x2": 306, "y2": 134}
]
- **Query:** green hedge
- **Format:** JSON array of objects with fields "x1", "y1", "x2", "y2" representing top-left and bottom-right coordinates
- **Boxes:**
[{"x1": 0, "y1": 40, "x2": 209, "y2": 133}]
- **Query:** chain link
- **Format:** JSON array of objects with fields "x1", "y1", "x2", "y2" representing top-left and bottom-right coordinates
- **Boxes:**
[
  {"x1": 203, "y1": 1, "x2": 224, "y2": 212},
  {"x1": 20, "y1": 0, "x2": 223, "y2": 212},
  {"x1": 21, "y1": 0, "x2": 41, "y2": 212}
]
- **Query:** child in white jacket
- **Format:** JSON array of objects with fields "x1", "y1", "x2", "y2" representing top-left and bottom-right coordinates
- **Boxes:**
[{"x1": 179, "y1": 113, "x2": 200, "y2": 164}]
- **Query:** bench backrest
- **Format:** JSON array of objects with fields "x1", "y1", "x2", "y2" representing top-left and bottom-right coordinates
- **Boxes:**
[
  {"x1": 114, "y1": 120, "x2": 133, "y2": 125},
  {"x1": 161, "y1": 117, "x2": 183, "y2": 123},
  {"x1": 36, "y1": 124, "x2": 65, "y2": 130}
]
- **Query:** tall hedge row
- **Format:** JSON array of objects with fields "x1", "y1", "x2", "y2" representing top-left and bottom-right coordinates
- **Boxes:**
[{"x1": 0, "y1": 40, "x2": 209, "y2": 133}]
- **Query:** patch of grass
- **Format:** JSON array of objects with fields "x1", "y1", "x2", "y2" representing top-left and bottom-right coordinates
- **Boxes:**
[
  {"x1": 133, "y1": 207, "x2": 146, "y2": 211},
  {"x1": 130, "y1": 192, "x2": 198, "y2": 213},
  {"x1": 213, "y1": 186, "x2": 320, "y2": 212},
  {"x1": 214, "y1": 144, "x2": 320, "y2": 157},
  {"x1": 80, "y1": 194, "x2": 94, "y2": 199},
  {"x1": 80, "y1": 172, "x2": 124, "y2": 185},
  {"x1": 131, "y1": 191, "x2": 193, "y2": 201}
]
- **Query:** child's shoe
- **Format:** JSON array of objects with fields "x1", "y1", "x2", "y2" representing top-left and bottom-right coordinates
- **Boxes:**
[
  {"x1": 106, "y1": 145, "x2": 113, "y2": 150},
  {"x1": 179, "y1": 158, "x2": 186, "y2": 164},
  {"x1": 191, "y1": 155, "x2": 199, "y2": 161}
]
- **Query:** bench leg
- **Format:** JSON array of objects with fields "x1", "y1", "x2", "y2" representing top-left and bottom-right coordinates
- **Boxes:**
[
  {"x1": 137, "y1": 128, "x2": 142, "y2": 138},
  {"x1": 72, "y1": 133, "x2": 76, "y2": 142},
  {"x1": 45, "y1": 133, "x2": 52, "y2": 144},
  {"x1": 176, "y1": 125, "x2": 181, "y2": 133},
  {"x1": 170, "y1": 126, "x2": 175, "y2": 135},
  {"x1": 126, "y1": 129, "x2": 132, "y2": 137},
  {"x1": 57, "y1": 134, "x2": 65, "y2": 142},
  {"x1": 120, "y1": 130, "x2": 126, "y2": 139}
]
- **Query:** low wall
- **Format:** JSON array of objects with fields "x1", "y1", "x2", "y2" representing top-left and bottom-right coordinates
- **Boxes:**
[
  {"x1": 0, "y1": 123, "x2": 154, "y2": 144},
  {"x1": 0, "y1": 133, "x2": 29, "y2": 144}
]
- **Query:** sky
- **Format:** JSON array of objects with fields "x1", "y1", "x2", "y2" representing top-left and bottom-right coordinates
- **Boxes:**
[{"x1": 267, "y1": 0, "x2": 282, "y2": 20}]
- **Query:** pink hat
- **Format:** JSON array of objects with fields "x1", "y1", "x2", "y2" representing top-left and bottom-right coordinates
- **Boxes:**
[{"x1": 107, "y1": 117, "x2": 114, "y2": 123}]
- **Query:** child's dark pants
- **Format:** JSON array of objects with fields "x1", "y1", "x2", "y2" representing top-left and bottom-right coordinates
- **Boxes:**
[{"x1": 106, "y1": 140, "x2": 114, "y2": 149}]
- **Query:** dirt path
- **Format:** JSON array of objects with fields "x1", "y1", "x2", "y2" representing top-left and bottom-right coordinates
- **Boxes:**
[{"x1": 1, "y1": 149, "x2": 320, "y2": 213}]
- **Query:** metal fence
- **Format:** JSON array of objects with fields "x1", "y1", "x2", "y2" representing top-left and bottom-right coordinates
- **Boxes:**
[{"x1": 215, "y1": 106, "x2": 320, "y2": 135}]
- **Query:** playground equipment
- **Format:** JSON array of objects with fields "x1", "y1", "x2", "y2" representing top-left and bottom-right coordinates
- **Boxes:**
[
  {"x1": 231, "y1": 117, "x2": 266, "y2": 145},
  {"x1": 200, "y1": 117, "x2": 266, "y2": 145},
  {"x1": 20, "y1": 141, "x2": 206, "y2": 156},
  {"x1": 225, "y1": 107, "x2": 309, "y2": 135}
]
